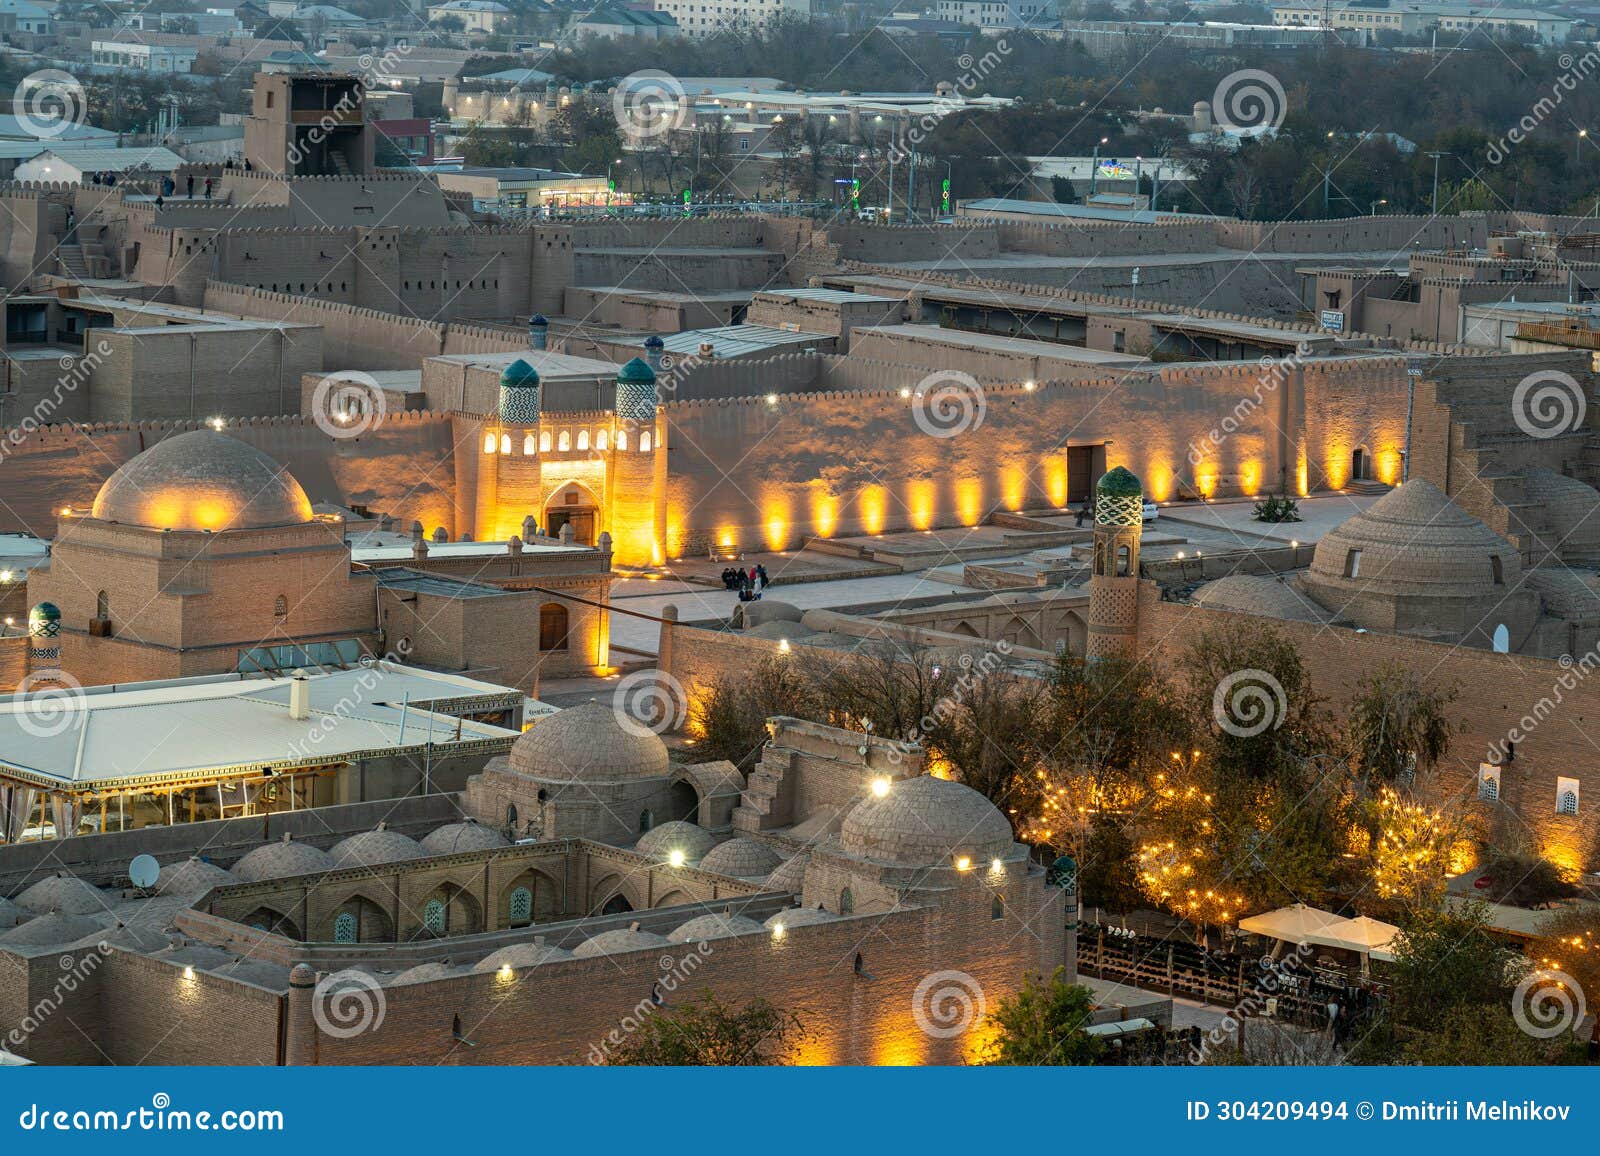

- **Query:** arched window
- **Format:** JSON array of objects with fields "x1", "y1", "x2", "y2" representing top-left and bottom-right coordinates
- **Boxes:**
[
  {"x1": 558, "y1": 430, "x2": 571, "y2": 452},
  {"x1": 334, "y1": 911, "x2": 357, "y2": 943},
  {"x1": 1115, "y1": 544, "x2": 1130, "y2": 576},
  {"x1": 596, "y1": 429, "x2": 608, "y2": 451},
  {"x1": 1491, "y1": 556, "x2": 1504, "y2": 585},
  {"x1": 1559, "y1": 789, "x2": 1579, "y2": 816},
  {"x1": 576, "y1": 430, "x2": 589, "y2": 451},
  {"x1": 539, "y1": 430, "x2": 551, "y2": 452},
  {"x1": 273, "y1": 595, "x2": 287, "y2": 619},
  {"x1": 500, "y1": 433, "x2": 512, "y2": 455},
  {"x1": 539, "y1": 603, "x2": 569, "y2": 651},
  {"x1": 1093, "y1": 540, "x2": 1106, "y2": 577},
  {"x1": 423, "y1": 899, "x2": 445, "y2": 935},
  {"x1": 1492, "y1": 624, "x2": 1510, "y2": 653},
  {"x1": 640, "y1": 431, "x2": 653, "y2": 453},
  {"x1": 991, "y1": 895, "x2": 1005, "y2": 920},
  {"x1": 95, "y1": 590, "x2": 108, "y2": 618},
  {"x1": 853, "y1": 951, "x2": 865, "y2": 975},
  {"x1": 639, "y1": 808, "x2": 654, "y2": 833},
  {"x1": 521, "y1": 433, "x2": 535, "y2": 455},
  {"x1": 616, "y1": 430, "x2": 628, "y2": 451},
  {"x1": 1343, "y1": 548, "x2": 1362, "y2": 579},
  {"x1": 484, "y1": 433, "x2": 497, "y2": 454},
  {"x1": 508, "y1": 887, "x2": 533, "y2": 926},
  {"x1": 839, "y1": 887, "x2": 854, "y2": 915}
]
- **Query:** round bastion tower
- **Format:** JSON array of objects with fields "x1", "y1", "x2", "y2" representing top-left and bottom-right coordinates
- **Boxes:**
[
  {"x1": 477, "y1": 358, "x2": 543, "y2": 541},
  {"x1": 1085, "y1": 466, "x2": 1143, "y2": 662},
  {"x1": 606, "y1": 357, "x2": 664, "y2": 567}
]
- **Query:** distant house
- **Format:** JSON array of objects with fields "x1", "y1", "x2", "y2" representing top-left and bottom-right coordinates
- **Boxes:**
[
  {"x1": 90, "y1": 41, "x2": 199, "y2": 74},
  {"x1": 15, "y1": 146, "x2": 186, "y2": 184},
  {"x1": 575, "y1": 5, "x2": 680, "y2": 38},
  {"x1": 258, "y1": 49, "x2": 334, "y2": 73},
  {"x1": 0, "y1": 0, "x2": 53, "y2": 35},
  {"x1": 427, "y1": 0, "x2": 512, "y2": 31},
  {"x1": 292, "y1": 3, "x2": 370, "y2": 27}
]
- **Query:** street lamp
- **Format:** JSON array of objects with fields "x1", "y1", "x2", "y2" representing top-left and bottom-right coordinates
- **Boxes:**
[
  {"x1": 1089, "y1": 136, "x2": 1109, "y2": 196},
  {"x1": 1371, "y1": 197, "x2": 1387, "y2": 215},
  {"x1": 1579, "y1": 128, "x2": 1589, "y2": 163}
]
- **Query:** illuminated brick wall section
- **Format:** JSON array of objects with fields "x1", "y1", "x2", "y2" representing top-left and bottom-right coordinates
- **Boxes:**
[{"x1": 1133, "y1": 591, "x2": 1600, "y2": 874}]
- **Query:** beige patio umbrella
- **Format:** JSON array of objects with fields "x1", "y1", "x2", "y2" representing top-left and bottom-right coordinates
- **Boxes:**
[{"x1": 1237, "y1": 902, "x2": 1344, "y2": 947}]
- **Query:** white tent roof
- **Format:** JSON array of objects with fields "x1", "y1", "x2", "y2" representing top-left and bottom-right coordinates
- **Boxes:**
[
  {"x1": 1309, "y1": 914, "x2": 1399, "y2": 960},
  {"x1": 1237, "y1": 902, "x2": 1343, "y2": 943}
]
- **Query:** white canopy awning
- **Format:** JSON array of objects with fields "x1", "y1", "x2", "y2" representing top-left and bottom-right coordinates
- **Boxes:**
[
  {"x1": 1308, "y1": 914, "x2": 1400, "y2": 961},
  {"x1": 1237, "y1": 902, "x2": 1343, "y2": 943}
]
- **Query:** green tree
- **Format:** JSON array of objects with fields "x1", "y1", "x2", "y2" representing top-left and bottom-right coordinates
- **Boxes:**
[
  {"x1": 603, "y1": 993, "x2": 808, "y2": 1065},
  {"x1": 980, "y1": 968, "x2": 1105, "y2": 1066},
  {"x1": 1344, "y1": 663, "x2": 1458, "y2": 788}
]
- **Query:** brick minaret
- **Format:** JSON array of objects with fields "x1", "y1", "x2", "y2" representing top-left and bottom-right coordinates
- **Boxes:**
[
  {"x1": 1085, "y1": 466, "x2": 1143, "y2": 662},
  {"x1": 606, "y1": 357, "x2": 664, "y2": 567}
]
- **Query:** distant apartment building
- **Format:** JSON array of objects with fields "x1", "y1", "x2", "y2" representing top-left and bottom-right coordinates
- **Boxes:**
[
  {"x1": 427, "y1": 0, "x2": 512, "y2": 31},
  {"x1": 651, "y1": 0, "x2": 809, "y2": 37},
  {"x1": 935, "y1": 0, "x2": 1057, "y2": 29},
  {"x1": 577, "y1": 6, "x2": 680, "y2": 38},
  {"x1": 90, "y1": 41, "x2": 199, "y2": 72},
  {"x1": 1271, "y1": 2, "x2": 1573, "y2": 43}
]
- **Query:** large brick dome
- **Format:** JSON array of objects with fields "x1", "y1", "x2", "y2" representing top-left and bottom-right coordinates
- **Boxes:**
[
  {"x1": 506, "y1": 700, "x2": 669, "y2": 782},
  {"x1": 90, "y1": 430, "x2": 314, "y2": 532}
]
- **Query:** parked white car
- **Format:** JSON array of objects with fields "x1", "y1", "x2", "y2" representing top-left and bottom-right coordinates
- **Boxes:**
[{"x1": 1142, "y1": 499, "x2": 1159, "y2": 522}]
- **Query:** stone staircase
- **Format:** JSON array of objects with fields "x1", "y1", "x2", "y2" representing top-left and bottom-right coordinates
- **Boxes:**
[{"x1": 56, "y1": 243, "x2": 88, "y2": 278}]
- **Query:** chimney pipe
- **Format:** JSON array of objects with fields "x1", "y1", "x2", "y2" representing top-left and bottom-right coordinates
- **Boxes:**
[{"x1": 289, "y1": 669, "x2": 310, "y2": 721}]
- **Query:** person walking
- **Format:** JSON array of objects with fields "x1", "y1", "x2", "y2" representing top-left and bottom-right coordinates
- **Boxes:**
[
  {"x1": 186, "y1": 173, "x2": 194, "y2": 198},
  {"x1": 204, "y1": 176, "x2": 213, "y2": 199}
]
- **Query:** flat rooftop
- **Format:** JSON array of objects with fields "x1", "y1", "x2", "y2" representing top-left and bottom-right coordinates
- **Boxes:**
[
  {"x1": 350, "y1": 537, "x2": 587, "y2": 561},
  {"x1": 426, "y1": 348, "x2": 622, "y2": 382},
  {"x1": 864, "y1": 323, "x2": 1150, "y2": 366},
  {"x1": 649, "y1": 324, "x2": 829, "y2": 358},
  {"x1": 0, "y1": 663, "x2": 522, "y2": 791}
]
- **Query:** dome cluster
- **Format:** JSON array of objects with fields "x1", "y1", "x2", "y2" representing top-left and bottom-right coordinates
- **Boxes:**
[{"x1": 507, "y1": 700, "x2": 670, "y2": 782}]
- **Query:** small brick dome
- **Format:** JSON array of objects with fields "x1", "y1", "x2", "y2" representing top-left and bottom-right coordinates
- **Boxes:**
[
  {"x1": 764, "y1": 906, "x2": 836, "y2": 929},
  {"x1": 329, "y1": 824, "x2": 428, "y2": 869},
  {"x1": 507, "y1": 700, "x2": 669, "y2": 782},
  {"x1": 91, "y1": 430, "x2": 314, "y2": 532},
  {"x1": 840, "y1": 775, "x2": 1015, "y2": 868},
  {"x1": 572, "y1": 926, "x2": 670, "y2": 958},
  {"x1": 390, "y1": 961, "x2": 463, "y2": 985},
  {"x1": 14, "y1": 873, "x2": 112, "y2": 916},
  {"x1": 421, "y1": 820, "x2": 510, "y2": 856},
  {"x1": 155, "y1": 857, "x2": 238, "y2": 896},
  {"x1": 472, "y1": 941, "x2": 574, "y2": 972},
  {"x1": 669, "y1": 912, "x2": 765, "y2": 943},
  {"x1": 635, "y1": 820, "x2": 715, "y2": 864},
  {"x1": 232, "y1": 835, "x2": 337, "y2": 882},
  {"x1": 698, "y1": 837, "x2": 782, "y2": 879},
  {"x1": 765, "y1": 851, "x2": 811, "y2": 892},
  {"x1": 0, "y1": 912, "x2": 106, "y2": 946}
]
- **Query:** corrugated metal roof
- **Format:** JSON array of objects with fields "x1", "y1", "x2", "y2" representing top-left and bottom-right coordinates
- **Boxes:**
[
  {"x1": 24, "y1": 146, "x2": 185, "y2": 172},
  {"x1": 655, "y1": 325, "x2": 825, "y2": 358}
]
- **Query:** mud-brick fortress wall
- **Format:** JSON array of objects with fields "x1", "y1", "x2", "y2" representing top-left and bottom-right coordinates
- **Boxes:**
[
  {"x1": 657, "y1": 354, "x2": 1410, "y2": 557},
  {"x1": 0, "y1": 414, "x2": 463, "y2": 538},
  {"x1": 204, "y1": 281, "x2": 528, "y2": 370},
  {"x1": 1134, "y1": 592, "x2": 1600, "y2": 875}
]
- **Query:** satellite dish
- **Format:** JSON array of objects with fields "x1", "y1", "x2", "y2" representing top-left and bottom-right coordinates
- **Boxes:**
[{"x1": 128, "y1": 854, "x2": 159, "y2": 890}]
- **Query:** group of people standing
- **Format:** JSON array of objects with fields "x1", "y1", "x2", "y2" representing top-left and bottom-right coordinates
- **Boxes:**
[{"x1": 722, "y1": 564, "x2": 770, "y2": 601}]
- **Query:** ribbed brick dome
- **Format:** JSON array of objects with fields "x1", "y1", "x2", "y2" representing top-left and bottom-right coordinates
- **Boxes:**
[
  {"x1": 232, "y1": 836, "x2": 337, "y2": 882},
  {"x1": 840, "y1": 775, "x2": 1014, "y2": 868},
  {"x1": 91, "y1": 430, "x2": 314, "y2": 532},
  {"x1": 507, "y1": 700, "x2": 669, "y2": 782}
]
